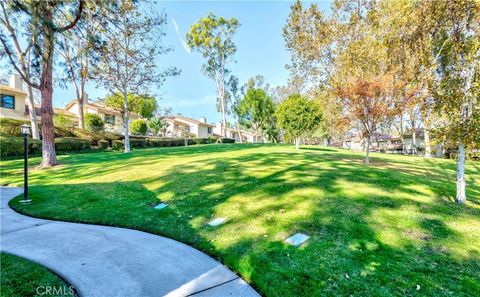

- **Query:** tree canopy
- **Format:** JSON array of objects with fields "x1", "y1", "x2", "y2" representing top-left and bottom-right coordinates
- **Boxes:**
[{"x1": 275, "y1": 94, "x2": 322, "y2": 149}]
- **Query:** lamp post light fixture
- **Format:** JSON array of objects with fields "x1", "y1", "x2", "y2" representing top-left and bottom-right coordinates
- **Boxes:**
[{"x1": 20, "y1": 124, "x2": 31, "y2": 204}]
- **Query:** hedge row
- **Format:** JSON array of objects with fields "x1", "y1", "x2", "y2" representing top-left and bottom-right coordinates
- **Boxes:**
[
  {"x1": 0, "y1": 135, "x2": 42, "y2": 158},
  {"x1": 0, "y1": 118, "x2": 74, "y2": 138},
  {"x1": 0, "y1": 136, "x2": 91, "y2": 157},
  {"x1": 55, "y1": 137, "x2": 91, "y2": 151},
  {"x1": 1, "y1": 129, "x2": 236, "y2": 157}
]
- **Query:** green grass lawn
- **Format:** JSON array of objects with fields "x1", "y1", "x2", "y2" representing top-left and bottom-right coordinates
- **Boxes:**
[
  {"x1": 0, "y1": 253, "x2": 75, "y2": 297},
  {"x1": 1, "y1": 144, "x2": 479, "y2": 296}
]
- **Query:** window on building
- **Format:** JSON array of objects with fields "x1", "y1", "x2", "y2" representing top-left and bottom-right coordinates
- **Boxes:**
[
  {"x1": 104, "y1": 114, "x2": 115, "y2": 125},
  {"x1": 207, "y1": 127, "x2": 212, "y2": 134},
  {"x1": 1, "y1": 94, "x2": 15, "y2": 109}
]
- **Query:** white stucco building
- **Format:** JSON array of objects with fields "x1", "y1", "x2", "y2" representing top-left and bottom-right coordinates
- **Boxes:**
[{"x1": 161, "y1": 115, "x2": 215, "y2": 138}]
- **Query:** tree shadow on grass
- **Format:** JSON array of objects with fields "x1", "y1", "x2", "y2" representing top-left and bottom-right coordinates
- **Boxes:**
[
  {"x1": 8, "y1": 146, "x2": 480, "y2": 296},
  {"x1": 139, "y1": 150, "x2": 480, "y2": 296}
]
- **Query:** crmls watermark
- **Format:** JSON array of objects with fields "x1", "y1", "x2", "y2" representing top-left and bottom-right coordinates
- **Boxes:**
[{"x1": 36, "y1": 285, "x2": 75, "y2": 296}]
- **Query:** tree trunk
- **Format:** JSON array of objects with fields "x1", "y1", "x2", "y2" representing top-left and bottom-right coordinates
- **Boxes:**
[
  {"x1": 78, "y1": 88, "x2": 85, "y2": 130},
  {"x1": 412, "y1": 130, "x2": 417, "y2": 155},
  {"x1": 221, "y1": 101, "x2": 227, "y2": 137},
  {"x1": 122, "y1": 91, "x2": 130, "y2": 153},
  {"x1": 295, "y1": 137, "x2": 300, "y2": 150},
  {"x1": 424, "y1": 128, "x2": 432, "y2": 158},
  {"x1": 39, "y1": 87, "x2": 58, "y2": 167},
  {"x1": 38, "y1": 7, "x2": 58, "y2": 168},
  {"x1": 400, "y1": 114, "x2": 406, "y2": 154},
  {"x1": 364, "y1": 134, "x2": 371, "y2": 165},
  {"x1": 236, "y1": 122, "x2": 243, "y2": 143},
  {"x1": 26, "y1": 84, "x2": 40, "y2": 139},
  {"x1": 455, "y1": 142, "x2": 466, "y2": 204}
]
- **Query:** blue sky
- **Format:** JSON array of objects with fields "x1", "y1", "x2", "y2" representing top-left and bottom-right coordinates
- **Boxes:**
[{"x1": 51, "y1": 0, "x2": 331, "y2": 124}]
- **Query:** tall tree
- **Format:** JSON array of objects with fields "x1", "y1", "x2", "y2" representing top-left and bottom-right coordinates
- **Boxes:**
[
  {"x1": 57, "y1": 2, "x2": 101, "y2": 130},
  {"x1": 237, "y1": 88, "x2": 275, "y2": 143},
  {"x1": 92, "y1": 0, "x2": 179, "y2": 153},
  {"x1": 430, "y1": 0, "x2": 480, "y2": 203},
  {"x1": 102, "y1": 93, "x2": 157, "y2": 119},
  {"x1": 336, "y1": 76, "x2": 398, "y2": 164},
  {"x1": 0, "y1": 0, "x2": 84, "y2": 167},
  {"x1": 0, "y1": 4, "x2": 39, "y2": 139},
  {"x1": 186, "y1": 13, "x2": 239, "y2": 137},
  {"x1": 275, "y1": 94, "x2": 322, "y2": 149}
]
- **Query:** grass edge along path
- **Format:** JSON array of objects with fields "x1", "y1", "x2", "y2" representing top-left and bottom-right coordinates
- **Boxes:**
[{"x1": 0, "y1": 253, "x2": 76, "y2": 297}]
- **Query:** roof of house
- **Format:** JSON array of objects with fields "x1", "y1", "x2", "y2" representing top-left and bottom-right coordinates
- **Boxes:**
[
  {"x1": 26, "y1": 105, "x2": 78, "y2": 118},
  {"x1": 0, "y1": 84, "x2": 28, "y2": 95},
  {"x1": 65, "y1": 99, "x2": 140, "y2": 118},
  {"x1": 162, "y1": 115, "x2": 216, "y2": 127}
]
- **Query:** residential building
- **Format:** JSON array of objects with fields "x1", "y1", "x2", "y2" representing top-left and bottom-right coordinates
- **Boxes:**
[
  {"x1": 213, "y1": 123, "x2": 263, "y2": 143},
  {"x1": 161, "y1": 115, "x2": 215, "y2": 138},
  {"x1": 0, "y1": 75, "x2": 30, "y2": 121},
  {"x1": 64, "y1": 95, "x2": 139, "y2": 134},
  {"x1": 341, "y1": 130, "x2": 425, "y2": 154}
]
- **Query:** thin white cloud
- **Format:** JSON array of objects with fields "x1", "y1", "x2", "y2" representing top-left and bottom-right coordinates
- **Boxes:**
[{"x1": 171, "y1": 17, "x2": 191, "y2": 54}]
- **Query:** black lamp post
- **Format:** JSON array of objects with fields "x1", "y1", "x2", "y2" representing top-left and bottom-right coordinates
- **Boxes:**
[{"x1": 20, "y1": 124, "x2": 31, "y2": 204}]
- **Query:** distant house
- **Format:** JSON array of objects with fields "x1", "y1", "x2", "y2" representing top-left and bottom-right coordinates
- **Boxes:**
[
  {"x1": 0, "y1": 75, "x2": 31, "y2": 121},
  {"x1": 213, "y1": 123, "x2": 263, "y2": 143},
  {"x1": 64, "y1": 95, "x2": 139, "y2": 134},
  {"x1": 342, "y1": 130, "x2": 425, "y2": 154},
  {"x1": 161, "y1": 115, "x2": 215, "y2": 138}
]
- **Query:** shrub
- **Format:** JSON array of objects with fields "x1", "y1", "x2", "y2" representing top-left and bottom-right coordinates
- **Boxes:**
[
  {"x1": 130, "y1": 119, "x2": 148, "y2": 135},
  {"x1": 84, "y1": 113, "x2": 105, "y2": 133},
  {"x1": 219, "y1": 137, "x2": 235, "y2": 143},
  {"x1": 112, "y1": 140, "x2": 123, "y2": 150},
  {"x1": 54, "y1": 113, "x2": 74, "y2": 128},
  {"x1": 55, "y1": 137, "x2": 91, "y2": 151},
  {"x1": 192, "y1": 138, "x2": 209, "y2": 145},
  {"x1": 72, "y1": 128, "x2": 121, "y2": 146},
  {"x1": 0, "y1": 136, "x2": 42, "y2": 158},
  {"x1": 98, "y1": 139, "x2": 109, "y2": 149},
  {"x1": 208, "y1": 136, "x2": 218, "y2": 143},
  {"x1": 129, "y1": 138, "x2": 147, "y2": 148},
  {"x1": 30, "y1": 138, "x2": 42, "y2": 154},
  {"x1": 0, "y1": 118, "x2": 74, "y2": 138},
  {"x1": 147, "y1": 138, "x2": 166, "y2": 147},
  {"x1": 172, "y1": 138, "x2": 186, "y2": 146}
]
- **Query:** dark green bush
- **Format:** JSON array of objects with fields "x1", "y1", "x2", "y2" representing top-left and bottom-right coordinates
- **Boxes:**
[
  {"x1": 130, "y1": 119, "x2": 148, "y2": 135},
  {"x1": 73, "y1": 128, "x2": 121, "y2": 146},
  {"x1": 147, "y1": 138, "x2": 164, "y2": 147},
  {"x1": 98, "y1": 139, "x2": 109, "y2": 149},
  {"x1": 55, "y1": 137, "x2": 91, "y2": 151},
  {"x1": 29, "y1": 138, "x2": 42, "y2": 154},
  {"x1": 1, "y1": 136, "x2": 23, "y2": 158},
  {"x1": 172, "y1": 138, "x2": 186, "y2": 146},
  {"x1": 0, "y1": 118, "x2": 74, "y2": 138},
  {"x1": 129, "y1": 138, "x2": 147, "y2": 148},
  {"x1": 192, "y1": 138, "x2": 209, "y2": 145},
  {"x1": 85, "y1": 113, "x2": 105, "y2": 133},
  {"x1": 219, "y1": 137, "x2": 235, "y2": 143},
  {"x1": 0, "y1": 136, "x2": 42, "y2": 158},
  {"x1": 112, "y1": 140, "x2": 123, "y2": 150}
]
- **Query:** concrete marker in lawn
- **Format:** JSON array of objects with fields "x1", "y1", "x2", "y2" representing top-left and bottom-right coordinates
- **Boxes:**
[
  {"x1": 154, "y1": 203, "x2": 168, "y2": 210},
  {"x1": 208, "y1": 218, "x2": 226, "y2": 227},
  {"x1": 285, "y1": 233, "x2": 309, "y2": 246}
]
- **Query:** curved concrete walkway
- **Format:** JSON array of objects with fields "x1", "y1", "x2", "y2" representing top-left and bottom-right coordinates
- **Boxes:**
[{"x1": 0, "y1": 187, "x2": 260, "y2": 297}]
